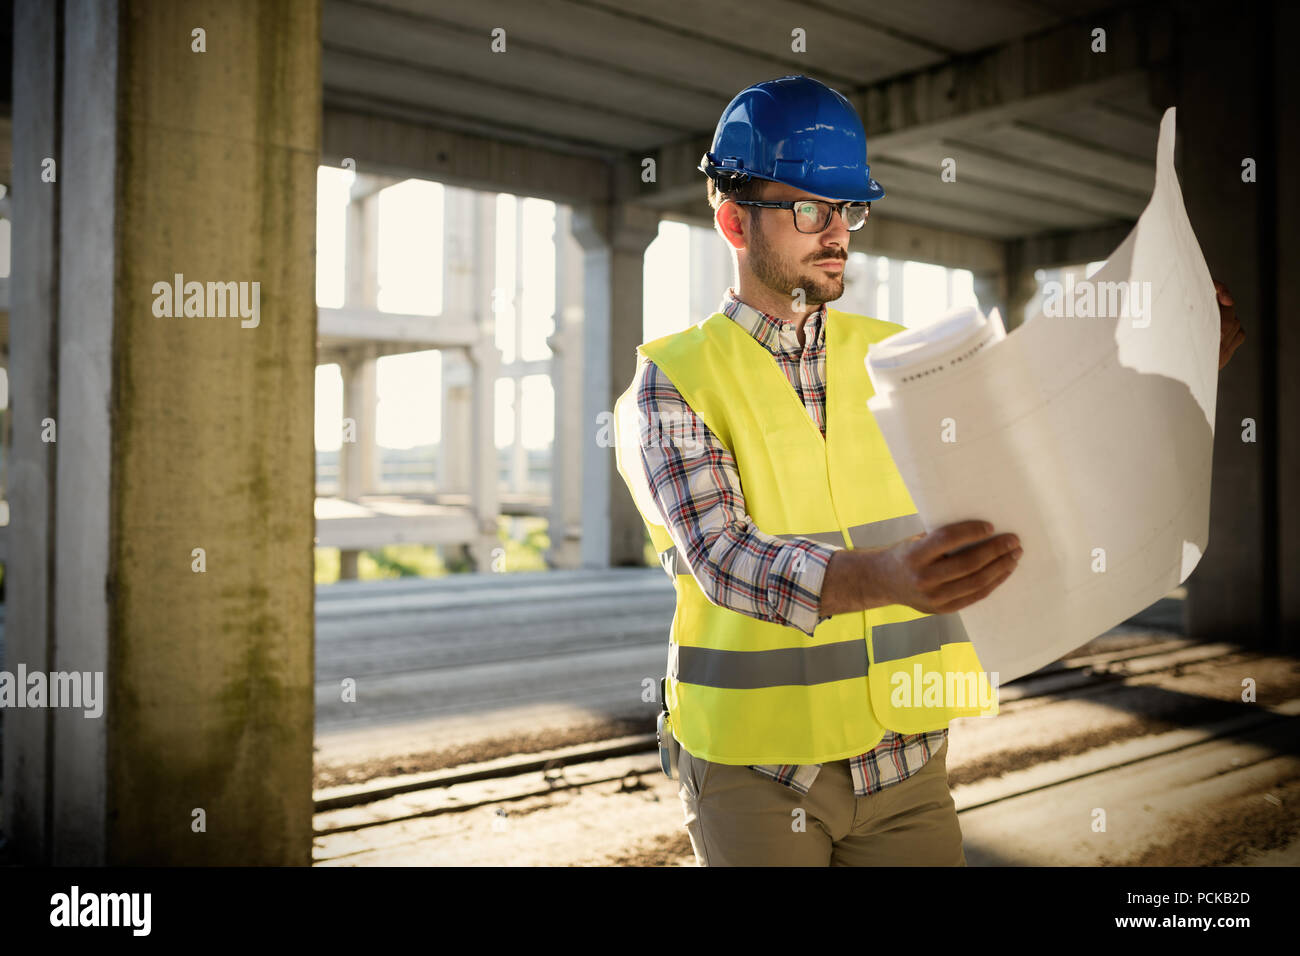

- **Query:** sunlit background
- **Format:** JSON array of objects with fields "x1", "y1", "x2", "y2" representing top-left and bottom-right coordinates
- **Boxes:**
[
  {"x1": 311, "y1": 168, "x2": 986, "y2": 499},
  {"x1": 306, "y1": 168, "x2": 1109, "y2": 582}
]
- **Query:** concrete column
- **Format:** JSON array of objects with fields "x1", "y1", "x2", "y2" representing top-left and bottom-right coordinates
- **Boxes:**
[
  {"x1": 571, "y1": 201, "x2": 660, "y2": 568},
  {"x1": 1174, "y1": 0, "x2": 1297, "y2": 650},
  {"x1": 469, "y1": 191, "x2": 500, "y2": 571},
  {"x1": 510, "y1": 199, "x2": 528, "y2": 493},
  {"x1": 442, "y1": 185, "x2": 477, "y2": 313},
  {"x1": 345, "y1": 179, "x2": 380, "y2": 310},
  {"x1": 438, "y1": 354, "x2": 473, "y2": 495},
  {"x1": 1007, "y1": 281, "x2": 1035, "y2": 330},
  {"x1": 1001, "y1": 243, "x2": 1040, "y2": 332},
  {"x1": 338, "y1": 346, "x2": 379, "y2": 580},
  {"x1": 337, "y1": 172, "x2": 384, "y2": 578},
  {"x1": 438, "y1": 186, "x2": 476, "y2": 497},
  {"x1": 6, "y1": 0, "x2": 320, "y2": 864},
  {"x1": 971, "y1": 270, "x2": 1005, "y2": 323},
  {"x1": 688, "y1": 224, "x2": 732, "y2": 320},
  {"x1": 5, "y1": 0, "x2": 61, "y2": 865},
  {"x1": 886, "y1": 257, "x2": 905, "y2": 326},
  {"x1": 546, "y1": 205, "x2": 584, "y2": 569},
  {"x1": 844, "y1": 252, "x2": 878, "y2": 318},
  {"x1": 977, "y1": 264, "x2": 1037, "y2": 331},
  {"x1": 868, "y1": 255, "x2": 888, "y2": 318},
  {"x1": 338, "y1": 350, "x2": 378, "y2": 500}
]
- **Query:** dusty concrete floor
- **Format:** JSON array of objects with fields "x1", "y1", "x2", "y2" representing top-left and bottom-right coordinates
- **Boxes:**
[{"x1": 313, "y1": 642, "x2": 1300, "y2": 866}]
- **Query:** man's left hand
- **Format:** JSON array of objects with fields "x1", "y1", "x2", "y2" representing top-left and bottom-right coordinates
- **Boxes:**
[{"x1": 1214, "y1": 279, "x2": 1246, "y2": 370}]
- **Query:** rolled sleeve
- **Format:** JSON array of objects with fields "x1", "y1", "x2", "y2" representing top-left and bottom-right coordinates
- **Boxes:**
[{"x1": 767, "y1": 536, "x2": 841, "y2": 636}]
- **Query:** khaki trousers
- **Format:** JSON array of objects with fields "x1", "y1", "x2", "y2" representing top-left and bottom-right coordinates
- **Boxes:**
[{"x1": 677, "y1": 738, "x2": 966, "y2": 866}]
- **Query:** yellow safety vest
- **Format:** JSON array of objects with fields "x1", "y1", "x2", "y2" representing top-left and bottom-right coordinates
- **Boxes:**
[{"x1": 613, "y1": 307, "x2": 996, "y2": 765}]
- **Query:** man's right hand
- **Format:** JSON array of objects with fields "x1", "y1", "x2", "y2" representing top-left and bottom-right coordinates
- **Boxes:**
[{"x1": 875, "y1": 520, "x2": 1021, "y2": 614}]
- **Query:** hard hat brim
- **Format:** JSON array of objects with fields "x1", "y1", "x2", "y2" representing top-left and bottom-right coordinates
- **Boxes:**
[
  {"x1": 700, "y1": 149, "x2": 886, "y2": 202},
  {"x1": 722, "y1": 170, "x2": 887, "y2": 204}
]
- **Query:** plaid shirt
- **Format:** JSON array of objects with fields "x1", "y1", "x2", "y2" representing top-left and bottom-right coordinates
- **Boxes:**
[{"x1": 634, "y1": 287, "x2": 947, "y2": 797}]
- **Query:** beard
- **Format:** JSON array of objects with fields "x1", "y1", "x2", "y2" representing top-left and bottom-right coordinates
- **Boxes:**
[{"x1": 748, "y1": 220, "x2": 845, "y2": 308}]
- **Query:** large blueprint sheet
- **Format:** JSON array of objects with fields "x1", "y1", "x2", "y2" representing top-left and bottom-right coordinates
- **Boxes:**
[{"x1": 864, "y1": 107, "x2": 1219, "y2": 683}]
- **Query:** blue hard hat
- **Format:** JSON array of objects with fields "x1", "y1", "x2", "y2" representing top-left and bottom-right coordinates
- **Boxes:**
[{"x1": 700, "y1": 75, "x2": 885, "y2": 202}]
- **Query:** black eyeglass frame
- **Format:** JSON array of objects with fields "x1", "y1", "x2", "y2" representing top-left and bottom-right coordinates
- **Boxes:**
[{"x1": 730, "y1": 198, "x2": 872, "y2": 233}]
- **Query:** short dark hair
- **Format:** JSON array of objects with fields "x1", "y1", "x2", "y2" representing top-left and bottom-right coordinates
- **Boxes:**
[{"x1": 706, "y1": 174, "x2": 767, "y2": 212}]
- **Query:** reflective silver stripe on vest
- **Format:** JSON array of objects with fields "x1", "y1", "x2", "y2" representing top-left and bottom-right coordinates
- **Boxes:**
[
  {"x1": 843, "y1": 513, "x2": 925, "y2": 550},
  {"x1": 658, "y1": 545, "x2": 690, "y2": 578},
  {"x1": 671, "y1": 638, "x2": 869, "y2": 689},
  {"x1": 656, "y1": 513, "x2": 927, "y2": 580},
  {"x1": 870, "y1": 612, "x2": 971, "y2": 663},
  {"x1": 670, "y1": 609, "x2": 969, "y2": 689}
]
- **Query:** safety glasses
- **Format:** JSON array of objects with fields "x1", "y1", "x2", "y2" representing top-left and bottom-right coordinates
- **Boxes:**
[{"x1": 731, "y1": 198, "x2": 871, "y2": 233}]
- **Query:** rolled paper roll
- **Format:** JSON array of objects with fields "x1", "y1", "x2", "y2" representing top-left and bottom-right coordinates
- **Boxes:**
[{"x1": 864, "y1": 304, "x2": 1006, "y2": 396}]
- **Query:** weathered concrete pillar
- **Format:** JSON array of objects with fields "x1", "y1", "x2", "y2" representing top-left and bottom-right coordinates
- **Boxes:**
[
  {"x1": 439, "y1": 186, "x2": 476, "y2": 498},
  {"x1": 508, "y1": 199, "x2": 529, "y2": 495},
  {"x1": 886, "y1": 257, "x2": 905, "y2": 325},
  {"x1": 545, "y1": 204, "x2": 584, "y2": 569},
  {"x1": 971, "y1": 270, "x2": 1005, "y2": 325},
  {"x1": 5, "y1": 0, "x2": 61, "y2": 866},
  {"x1": 843, "y1": 252, "x2": 878, "y2": 319},
  {"x1": 1173, "y1": 0, "x2": 1297, "y2": 651},
  {"x1": 438, "y1": 356, "x2": 473, "y2": 495},
  {"x1": 1000, "y1": 244, "x2": 1040, "y2": 333},
  {"x1": 469, "y1": 191, "x2": 500, "y2": 572},
  {"x1": 572, "y1": 201, "x2": 660, "y2": 568},
  {"x1": 688, "y1": 224, "x2": 732, "y2": 321},
  {"x1": 338, "y1": 350, "x2": 379, "y2": 494},
  {"x1": 338, "y1": 346, "x2": 379, "y2": 579},
  {"x1": 344, "y1": 177, "x2": 382, "y2": 310},
  {"x1": 6, "y1": 0, "x2": 320, "y2": 864},
  {"x1": 337, "y1": 171, "x2": 384, "y2": 579}
]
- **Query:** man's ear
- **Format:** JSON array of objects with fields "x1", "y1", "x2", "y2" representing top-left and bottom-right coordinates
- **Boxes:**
[{"x1": 716, "y1": 201, "x2": 747, "y2": 250}]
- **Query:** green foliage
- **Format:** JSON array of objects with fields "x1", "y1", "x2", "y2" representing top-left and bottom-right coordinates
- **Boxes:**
[
  {"x1": 365, "y1": 543, "x2": 445, "y2": 578},
  {"x1": 495, "y1": 516, "x2": 549, "y2": 572}
]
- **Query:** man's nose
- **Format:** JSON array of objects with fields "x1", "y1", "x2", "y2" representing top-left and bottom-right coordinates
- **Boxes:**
[
  {"x1": 822, "y1": 212, "x2": 850, "y2": 245},
  {"x1": 820, "y1": 233, "x2": 847, "y2": 257}
]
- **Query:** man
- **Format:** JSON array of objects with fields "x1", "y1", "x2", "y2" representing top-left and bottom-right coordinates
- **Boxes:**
[{"x1": 611, "y1": 75, "x2": 1245, "y2": 867}]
